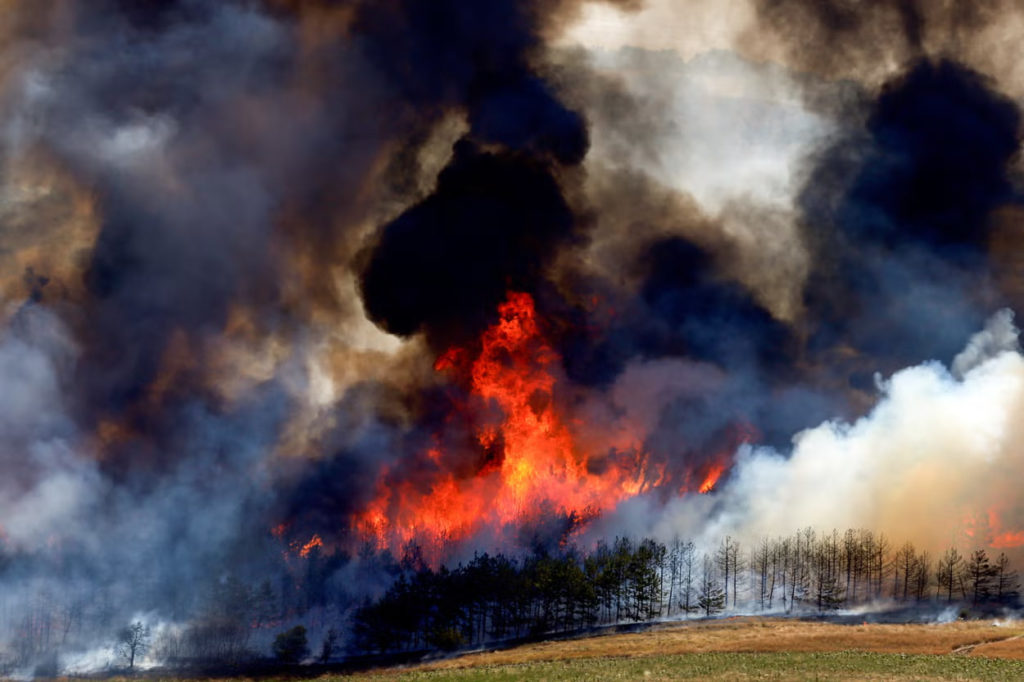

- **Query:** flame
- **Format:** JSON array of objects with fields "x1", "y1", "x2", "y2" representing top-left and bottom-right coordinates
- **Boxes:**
[
  {"x1": 988, "y1": 508, "x2": 1024, "y2": 549},
  {"x1": 352, "y1": 292, "x2": 673, "y2": 558},
  {"x1": 698, "y1": 464, "x2": 725, "y2": 494},
  {"x1": 299, "y1": 534, "x2": 323, "y2": 558},
  {"x1": 346, "y1": 292, "x2": 749, "y2": 562},
  {"x1": 958, "y1": 508, "x2": 1024, "y2": 549}
]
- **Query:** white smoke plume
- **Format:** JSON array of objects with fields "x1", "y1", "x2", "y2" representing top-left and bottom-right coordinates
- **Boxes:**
[{"x1": 588, "y1": 310, "x2": 1024, "y2": 560}]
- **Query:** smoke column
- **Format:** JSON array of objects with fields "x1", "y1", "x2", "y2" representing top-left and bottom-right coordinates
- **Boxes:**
[{"x1": 2, "y1": 0, "x2": 1024, "y2": 670}]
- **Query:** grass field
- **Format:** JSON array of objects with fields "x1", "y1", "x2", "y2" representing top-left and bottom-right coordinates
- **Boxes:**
[{"x1": 340, "y1": 617, "x2": 1024, "y2": 681}]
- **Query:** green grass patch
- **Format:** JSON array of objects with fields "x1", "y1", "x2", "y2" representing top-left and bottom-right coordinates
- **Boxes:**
[{"x1": 342, "y1": 651, "x2": 1024, "y2": 681}]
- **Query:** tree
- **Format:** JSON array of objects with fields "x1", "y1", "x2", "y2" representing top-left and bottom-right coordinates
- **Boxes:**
[
  {"x1": 965, "y1": 549, "x2": 996, "y2": 606},
  {"x1": 252, "y1": 580, "x2": 278, "y2": 630},
  {"x1": 715, "y1": 536, "x2": 742, "y2": 609},
  {"x1": 936, "y1": 547, "x2": 965, "y2": 602},
  {"x1": 272, "y1": 625, "x2": 310, "y2": 663},
  {"x1": 893, "y1": 541, "x2": 917, "y2": 601},
  {"x1": 697, "y1": 554, "x2": 726, "y2": 617},
  {"x1": 116, "y1": 621, "x2": 151, "y2": 671},
  {"x1": 911, "y1": 551, "x2": 931, "y2": 601},
  {"x1": 785, "y1": 529, "x2": 814, "y2": 612},
  {"x1": 319, "y1": 628, "x2": 339, "y2": 663},
  {"x1": 678, "y1": 541, "x2": 697, "y2": 616},
  {"x1": 811, "y1": 530, "x2": 843, "y2": 611},
  {"x1": 754, "y1": 538, "x2": 772, "y2": 611},
  {"x1": 993, "y1": 552, "x2": 1020, "y2": 606}
]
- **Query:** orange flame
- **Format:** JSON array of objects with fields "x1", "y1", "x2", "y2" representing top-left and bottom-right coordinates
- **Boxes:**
[
  {"x1": 698, "y1": 464, "x2": 725, "y2": 494},
  {"x1": 988, "y1": 508, "x2": 1024, "y2": 549},
  {"x1": 959, "y1": 508, "x2": 1024, "y2": 549},
  {"x1": 351, "y1": 292, "x2": 728, "y2": 561},
  {"x1": 299, "y1": 534, "x2": 323, "y2": 558}
]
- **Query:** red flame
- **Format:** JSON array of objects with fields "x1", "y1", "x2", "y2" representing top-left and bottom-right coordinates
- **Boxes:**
[
  {"x1": 959, "y1": 508, "x2": 1024, "y2": 549},
  {"x1": 350, "y1": 292, "x2": 731, "y2": 560},
  {"x1": 299, "y1": 534, "x2": 323, "y2": 558},
  {"x1": 988, "y1": 508, "x2": 1024, "y2": 549},
  {"x1": 698, "y1": 464, "x2": 725, "y2": 494}
]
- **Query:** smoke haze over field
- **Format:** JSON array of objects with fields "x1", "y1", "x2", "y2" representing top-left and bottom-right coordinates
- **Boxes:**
[{"x1": 3, "y1": 0, "x2": 1024, "y2": 670}]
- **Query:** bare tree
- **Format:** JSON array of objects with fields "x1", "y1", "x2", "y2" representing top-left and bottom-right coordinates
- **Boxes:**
[
  {"x1": 715, "y1": 536, "x2": 742, "y2": 608},
  {"x1": 754, "y1": 539, "x2": 770, "y2": 611},
  {"x1": 117, "y1": 621, "x2": 151, "y2": 671},
  {"x1": 912, "y1": 551, "x2": 931, "y2": 601},
  {"x1": 679, "y1": 540, "x2": 697, "y2": 616},
  {"x1": 994, "y1": 552, "x2": 1020, "y2": 606},
  {"x1": 697, "y1": 554, "x2": 725, "y2": 617},
  {"x1": 935, "y1": 547, "x2": 965, "y2": 602}
]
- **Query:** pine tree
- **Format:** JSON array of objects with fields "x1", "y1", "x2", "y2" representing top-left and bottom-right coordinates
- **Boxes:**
[
  {"x1": 935, "y1": 547, "x2": 965, "y2": 602},
  {"x1": 994, "y1": 552, "x2": 1020, "y2": 606},
  {"x1": 697, "y1": 555, "x2": 726, "y2": 617},
  {"x1": 965, "y1": 549, "x2": 996, "y2": 605}
]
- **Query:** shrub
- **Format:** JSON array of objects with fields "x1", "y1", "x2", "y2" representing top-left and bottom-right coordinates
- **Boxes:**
[
  {"x1": 272, "y1": 625, "x2": 310, "y2": 663},
  {"x1": 427, "y1": 626, "x2": 465, "y2": 651}
]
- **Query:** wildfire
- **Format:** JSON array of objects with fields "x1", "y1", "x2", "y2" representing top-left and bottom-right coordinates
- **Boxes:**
[
  {"x1": 698, "y1": 464, "x2": 725, "y2": 494},
  {"x1": 988, "y1": 508, "x2": 1024, "y2": 549},
  {"x1": 960, "y1": 508, "x2": 1024, "y2": 549},
  {"x1": 350, "y1": 292, "x2": 737, "y2": 561},
  {"x1": 352, "y1": 293, "x2": 664, "y2": 556},
  {"x1": 299, "y1": 534, "x2": 323, "y2": 558}
]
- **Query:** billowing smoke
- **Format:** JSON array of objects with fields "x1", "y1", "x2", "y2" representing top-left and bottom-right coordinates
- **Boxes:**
[{"x1": 2, "y1": 0, "x2": 1024, "y2": 671}]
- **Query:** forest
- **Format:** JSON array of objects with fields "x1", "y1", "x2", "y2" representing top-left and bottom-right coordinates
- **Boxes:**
[
  {"x1": 1, "y1": 528, "x2": 1020, "y2": 671},
  {"x1": 352, "y1": 529, "x2": 1021, "y2": 655}
]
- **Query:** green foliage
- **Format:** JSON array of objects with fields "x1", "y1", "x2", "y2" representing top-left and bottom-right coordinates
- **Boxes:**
[{"x1": 272, "y1": 625, "x2": 310, "y2": 663}]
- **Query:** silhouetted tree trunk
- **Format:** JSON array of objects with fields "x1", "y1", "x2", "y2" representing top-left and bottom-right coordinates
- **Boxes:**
[
  {"x1": 936, "y1": 547, "x2": 965, "y2": 602},
  {"x1": 965, "y1": 549, "x2": 995, "y2": 605}
]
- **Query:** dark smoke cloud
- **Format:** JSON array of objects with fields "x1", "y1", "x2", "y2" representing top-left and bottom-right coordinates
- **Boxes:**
[
  {"x1": 801, "y1": 59, "x2": 1022, "y2": 373},
  {"x1": 348, "y1": 0, "x2": 612, "y2": 348},
  {"x1": 360, "y1": 141, "x2": 579, "y2": 347},
  {"x1": 353, "y1": 0, "x2": 590, "y2": 164},
  {"x1": 552, "y1": 235, "x2": 795, "y2": 389},
  {"x1": 830, "y1": 59, "x2": 1019, "y2": 251}
]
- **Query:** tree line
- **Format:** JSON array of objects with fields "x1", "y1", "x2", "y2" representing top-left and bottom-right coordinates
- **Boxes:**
[
  {"x1": 353, "y1": 528, "x2": 1021, "y2": 654},
  {"x1": 2, "y1": 528, "x2": 1019, "y2": 671}
]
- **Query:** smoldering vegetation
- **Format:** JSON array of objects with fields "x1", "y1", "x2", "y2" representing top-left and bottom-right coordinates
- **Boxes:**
[{"x1": 1, "y1": 0, "x2": 1024, "y2": 674}]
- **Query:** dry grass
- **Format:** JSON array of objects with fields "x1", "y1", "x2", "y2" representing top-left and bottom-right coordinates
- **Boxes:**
[
  {"x1": 73, "y1": 618, "x2": 1024, "y2": 681},
  {"x1": 397, "y1": 616, "x2": 1024, "y2": 673}
]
